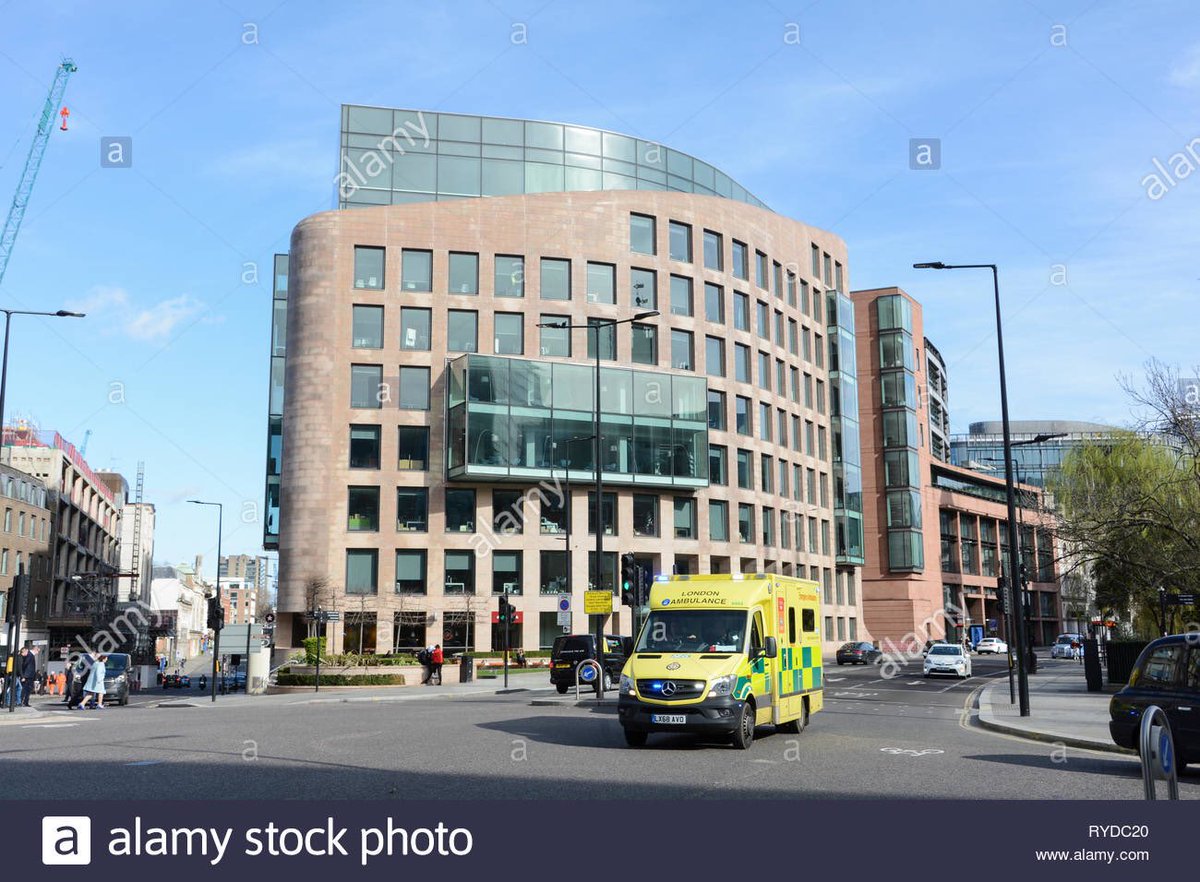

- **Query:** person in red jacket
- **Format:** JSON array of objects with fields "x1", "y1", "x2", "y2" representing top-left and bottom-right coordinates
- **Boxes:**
[{"x1": 430, "y1": 644, "x2": 444, "y2": 685}]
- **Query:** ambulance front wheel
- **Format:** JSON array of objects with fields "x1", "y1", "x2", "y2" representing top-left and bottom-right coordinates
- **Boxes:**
[
  {"x1": 731, "y1": 699, "x2": 756, "y2": 750},
  {"x1": 623, "y1": 728, "x2": 647, "y2": 747}
]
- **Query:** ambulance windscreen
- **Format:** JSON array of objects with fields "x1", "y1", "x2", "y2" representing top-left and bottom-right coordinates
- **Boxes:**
[{"x1": 635, "y1": 610, "x2": 748, "y2": 654}]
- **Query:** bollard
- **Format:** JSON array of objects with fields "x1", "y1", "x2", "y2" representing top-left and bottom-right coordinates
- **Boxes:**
[{"x1": 1139, "y1": 705, "x2": 1179, "y2": 800}]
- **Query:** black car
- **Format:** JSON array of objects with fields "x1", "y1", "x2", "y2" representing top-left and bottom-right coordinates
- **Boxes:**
[
  {"x1": 835, "y1": 641, "x2": 881, "y2": 665},
  {"x1": 162, "y1": 673, "x2": 192, "y2": 689},
  {"x1": 550, "y1": 634, "x2": 632, "y2": 693},
  {"x1": 1109, "y1": 634, "x2": 1200, "y2": 766}
]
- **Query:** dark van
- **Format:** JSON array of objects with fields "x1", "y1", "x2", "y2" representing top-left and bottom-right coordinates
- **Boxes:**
[
  {"x1": 550, "y1": 634, "x2": 632, "y2": 693},
  {"x1": 1109, "y1": 634, "x2": 1200, "y2": 766}
]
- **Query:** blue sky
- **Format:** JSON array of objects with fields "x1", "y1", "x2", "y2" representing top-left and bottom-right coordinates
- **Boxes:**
[{"x1": 1, "y1": 1, "x2": 1197, "y2": 575}]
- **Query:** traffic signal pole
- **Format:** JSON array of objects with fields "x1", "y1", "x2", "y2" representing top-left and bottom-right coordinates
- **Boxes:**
[{"x1": 503, "y1": 585, "x2": 510, "y2": 689}]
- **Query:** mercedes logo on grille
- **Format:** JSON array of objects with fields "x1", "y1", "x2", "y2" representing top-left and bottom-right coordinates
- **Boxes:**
[{"x1": 661, "y1": 681, "x2": 677, "y2": 696}]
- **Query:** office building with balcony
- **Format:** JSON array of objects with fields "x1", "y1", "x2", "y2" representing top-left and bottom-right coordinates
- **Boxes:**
[
  {"x1": 0, "y1": 462, "x2": 54, "y2": 652},
  {"x1": 266, "y1": 107, "x2": 866, "y2": 657},
  {"x1": 852, "y1": 287, "x2": 1062, "y2": 647}
]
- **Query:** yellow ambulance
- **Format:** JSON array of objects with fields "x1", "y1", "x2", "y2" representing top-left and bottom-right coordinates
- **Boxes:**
[{"x1": 617, "y1": 573, "x2": 823, "y2": 749}]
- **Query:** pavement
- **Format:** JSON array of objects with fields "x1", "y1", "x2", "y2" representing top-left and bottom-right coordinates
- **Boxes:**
[{"x1": 976, "y1": 657, "x2": 1130, "y2": 754}]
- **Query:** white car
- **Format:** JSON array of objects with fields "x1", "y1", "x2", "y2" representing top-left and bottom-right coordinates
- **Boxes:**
[
  {"x1": 1050, "y1": 634, "x2": 1083, "y2": 659},
  {"x1": 924, "y1": 644, "x2": 972, "y2": 678},
  {"x1": 975, "y1": 637, "x2": 1008, "y2": 655}
]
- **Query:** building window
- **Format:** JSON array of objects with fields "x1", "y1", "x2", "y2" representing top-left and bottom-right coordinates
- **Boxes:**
[
  {"x1": 396, "y1": 487, "x2": 428, "y2": 532},
  {"x1": 668, "y1": 220, "x2": 692, "y2": 262},
  {"x1": 671, "y1": 329, "x2": 694, "y2": 371},
  {"x1": 705, "y1": 336, "x2": 725, "y2": 378},
  {"x1": 353, "y1": 246, "x2": 385, "y2": 289},
  {"x1": 541, "y1": 491, "x2": 569, "y2": 534},
  {"x1": 631, "y1": 267, "x2": 656, "y2": 309},
  {"x1": 351, "y1": 364, "x2": 383, "y2": 409},
  {"x1": 735, "y1": 396, "x2": 751, "y2": 435},
  {"x1": 709, "y1": 444, "x2": 728, "y2": 484},
  {"x1": 444, "y1": 551, "x2": 476, "y2": 595},
  {"x1": 811, "y1": 243, "x2": 821, "y2": 277},
  {"x1": 759, "y1": 403, "x2": 772, "y2": 442},
  {"x1": 732, "y1": 240, "x2": 748, "y2": 280},
  {"x1": 494, "y1": 255, "x2": 525, "y2": 297},
  {"x1": 631, "y1": 322, "x2": 657, "y2": 365},
  {"x1": 738, "y1": 503, "x2": 754, "y2": 543},
  {"x1": 755, "y1": 251, "x2": 768, "y2": 288},
  {"x1": 709, "y1": 500, "x2": 729, "y2": 541},
  {"x1": 773, "y1": 262, "x2": 784, "y2": 299},
  {"x1": 345, "y1": 549, "x2": 378, "y2": 595},
  {"x1": 774, "y1": 311, "x2": 784, "y2": 345},
  {"x1": 633, "y1": 494, "x2": 659, "y2": 537},
  {"x1": 398, "y1": 366, "x2": 431, "y2": 410},
  {"x1": 586, "y1": 262, "x2": 616, "y2": 305},
  {"x1": 492, "y1": 489, "x2": 524, "y2": 534},
  {"x1": 669, "y1": 275, "x2": 693, "y2": 317},
  {"x1": 733, "y1": 292, "x2": 750, "y2": 331},
  {"x1": 733, "y1": 343, "x2": 750, "y2": 384},
  {"x1": 587, "y1": 491, "x2": 617, "y2": 536},
  {"x1": 756, "y1": 300, "x2": 770, "y2": 338},
  {"x1": 540, "y1": 259, "x2": 571, "y2": 303},
  {"x1": 447, "y1": 310, "x2": 478, "y2": 353},
  {"x1": 349, "y1": 425, "x2": 381, "y2": 469},
  {"x1": 540, "y1": 550, "x2": 568, "y2": 594},
  {"x1": 395, "y1": 550, "x2": 426, "y2": 594},
  {"x1": 630, "y1": 213, "x2": 656, "y2": 255},
  {"x1": 586, "y1": 318, "x2": 617, "y2": 361},
  {"x1": 758, "y1": 352, "x2": 771, "y2": 391},
  {"x1": 539, "y1": 314, "x2": 570, "y2": 356},
  {"x1": 398, "y1": 426, "x2": 429, "y2": 469},
  {"x1": 401, "y1": 249, "x2": 432, "y2": 292},
  {"x1": 347, "y1": 486, "x2": 379, "y2": 531},
  {"x1": 762, "y1": 508, "x2": 776, "y2": 546},
  {"x1": 492, "y1": 551, "x2": 522, "y2": 595},
  {"x1": 352, "y1": 305, "x2": 383, "y2": 348},
  {"x1": 704, "y1": 282, "x2": 724, "y2": 324},
  {"x1": 674, "y1": 497, "x2": 697, "y2": 539},
  {"x1": 445, "y1": 488, "x2": 476, "y2": 532},
  {"x1": 448, "y1": 252, "x2": 479, "y2": 295},
  {"x1": 737, "y1": 449, "x2": 753, "y2": 489},
  {"x1": 761, "y1": 454, "x2": 774, "y2": 494},
  {"x1": 703, "y1": 230, "x2": 723, "y2": 270},
  {"x1": 494, "y1": 312, "x2": 524, "y2": 355},
  {"x1": 400, "y1": 307, "x2": 431, "y2": 350},
  {"x1": 707, "y1": 390, "x2": 726, "y2": 430}
]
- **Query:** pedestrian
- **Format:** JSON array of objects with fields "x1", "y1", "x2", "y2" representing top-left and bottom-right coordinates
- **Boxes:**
[
  {"x1": 17, "y1": 646, "x2": 37, "y2": 707},
  {"x1": 63, "y1": 661, "x2": 75, "y2": 704},
  {"x1": 418, "y1": 645, "x2": 433, "y2": 684},
  {"x1": 431, "y1": 644, "x2": 444, "y2": 685},
  {"x1": 76, "y1": 654, "x2": 108, "y2": 710}
]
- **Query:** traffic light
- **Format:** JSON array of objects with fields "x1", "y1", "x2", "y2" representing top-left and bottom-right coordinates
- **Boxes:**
[
  {"x1": 497, "y1": 596, "x2": 514, "y2": 624},
  {"x1": 1019, "y1": 564, "x2": 1030, "y2": 588},
  {"x1": 207, "y1": 595, "x2": 224, "y2": 632},
  {"x1": 621, "y1": 553, "x2": 637, "y2": 606}
]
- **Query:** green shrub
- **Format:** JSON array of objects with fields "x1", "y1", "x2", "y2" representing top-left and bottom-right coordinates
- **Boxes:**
[
  {"x1": 275, "y1": 673, "x2": 406, "y2": 687},
  {"x1": 301, "y1": 637, "x2": 327, "y2": 665}
]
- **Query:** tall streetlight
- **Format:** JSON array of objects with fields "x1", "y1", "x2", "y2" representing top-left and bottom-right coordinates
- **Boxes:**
[
  {"x1": 0, "y1": 308, "x2": 85, "y2": 463},
  {"x1": 189, "y1": 499, "x2": 223, "y2": 702},
  {"x1": 914, "y1": 261, "x2": 1031, "y2": 715},
  {"x1": 537, "y1": 310, "x2": 658, "y2": 697},
  {"x1": 0, "y1": 307, "x2": 83, "y2": 705}
]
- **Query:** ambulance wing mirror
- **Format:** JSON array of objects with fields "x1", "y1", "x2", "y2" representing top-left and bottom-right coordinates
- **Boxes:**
[
  {"x1": 621, "y1": 636, "x2": 634, "y2": 657},
  {"x1": 763, "y1": 637, "x2": 778, "y2": 659}
]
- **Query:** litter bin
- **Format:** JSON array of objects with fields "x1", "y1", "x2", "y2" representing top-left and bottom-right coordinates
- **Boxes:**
[{"x1": 459, "y1": 655, "x2": 473, "y2": 683}]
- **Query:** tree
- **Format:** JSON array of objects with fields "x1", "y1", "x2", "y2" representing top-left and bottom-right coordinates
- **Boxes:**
[
  {"x1": 302, "y1": 576, "x2": 334, "y2": 639},
  {"x1": 1052, "y1": 364, "x2": 1200, "y2": 634}
]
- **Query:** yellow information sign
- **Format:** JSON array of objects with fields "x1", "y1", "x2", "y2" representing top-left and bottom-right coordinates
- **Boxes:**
[{"x1": 584, "y1": 590, "x2": 613, "y2": 615}]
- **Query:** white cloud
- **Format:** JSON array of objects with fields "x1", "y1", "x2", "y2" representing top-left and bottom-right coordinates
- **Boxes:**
[
  {"x1": 66, "y1": 286, "x2": 209, "y2": 342},
  {"x1": 1168, "y1": 43, "x2": 1200, "y2": 87}
]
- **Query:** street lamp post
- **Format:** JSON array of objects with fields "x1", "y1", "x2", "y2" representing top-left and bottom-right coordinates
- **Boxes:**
[
  {"x1": 189, "y1": 499, "x2": 223, "y2": 703},
  {"x1": 537, "y1": 310, "x2": 658, "y2": 698},
  {"x1": 914, "y1": 261, "x2": 1031, "y2": 715},
  {"x1": 0, "y1": 307, "x2": 83, "y2": 706}
]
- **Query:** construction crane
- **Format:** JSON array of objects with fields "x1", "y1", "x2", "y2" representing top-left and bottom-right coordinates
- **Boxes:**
[
  {"x1": 0, "y1": 58, "x2": 77, "y2": 290},
  {"x1": 80, "y1": 428, "x2": 92, "y2": 456}
]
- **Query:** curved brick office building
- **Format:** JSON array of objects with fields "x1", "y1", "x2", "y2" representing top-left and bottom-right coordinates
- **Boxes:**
[{"x1": 266, "y1": 107, "x2": 865, "y2": 658}]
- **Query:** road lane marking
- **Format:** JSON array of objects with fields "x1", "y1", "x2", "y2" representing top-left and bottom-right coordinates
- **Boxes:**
[
  {"x1": 880, "y1": 747, "x2": 944, "y2": 757},
  {"x1": 21, "y1": 723, "x2": 78, "y2": 729}
]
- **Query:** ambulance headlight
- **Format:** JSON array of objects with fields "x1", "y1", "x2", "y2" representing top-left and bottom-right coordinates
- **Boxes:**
[
  {"x1": 708, "y1": 674, "x2": 736, "y2": 697},
  {"x1": 619, "y1": 673, "x2": 635, "y2": 695}
]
